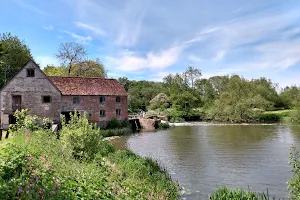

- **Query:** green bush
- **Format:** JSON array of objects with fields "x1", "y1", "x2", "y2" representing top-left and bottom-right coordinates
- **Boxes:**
[
  {"x1": 60, "y1": 111, "x2": 114, "y2": 161},
  {"x1": 208, "y1": 186, "x2": 276, "y2": 200},
  {"x1": 259, "y1": 113, "x2": 280, "y2": 122},
  {"x1": 288, "y1": 145, "x2": 300, "y2": 200},
  {"x1": 158, "y1": 122, "x2": 170, "y2": 129},
  {"x1": 101, "y1": 127, "x2": 132, "y2": 137},
  {"x1": 106, "y1": 118, "x2": 129, "y2": 129}
]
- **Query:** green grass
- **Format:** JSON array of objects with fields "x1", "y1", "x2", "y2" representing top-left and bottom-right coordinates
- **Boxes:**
[
  {"x1": 261, "y1": 109, "x2": 294, "y2": 122},
  {"x1": 209, "y1": 186, "x2": 277, "y2": 200}
]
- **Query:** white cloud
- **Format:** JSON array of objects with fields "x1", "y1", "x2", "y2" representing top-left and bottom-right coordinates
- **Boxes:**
[
  {"x1": 106, "y1": 45, "x2": 186, "y2": 72},
  {"x1": 74, "y1": 22, "x2": 106, "y2": 36},
  {"x1": 62, "y1": 31, "x2": 92, "y2": 44},
  {"x1": 35, "y1": 56, "x2": 59, "y2": 68},
  {"x1": 43, "y1": 25, "x2": 54, "y2": 31}
]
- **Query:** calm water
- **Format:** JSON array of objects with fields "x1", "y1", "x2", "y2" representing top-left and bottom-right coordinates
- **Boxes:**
[{"x1": 112, "y1": 123, "x2": 300, "y2": 199}]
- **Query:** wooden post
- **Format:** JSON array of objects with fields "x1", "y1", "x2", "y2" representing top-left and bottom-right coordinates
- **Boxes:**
[
  {"x1": 0, "y1": 129, "x2": 2, "y2": 141},
  {"x1": 5, "y1": 130, "x2": 9, "y2": 139}
]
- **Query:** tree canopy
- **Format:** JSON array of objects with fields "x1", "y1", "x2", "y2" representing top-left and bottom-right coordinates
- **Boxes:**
[{"x1": 0, "y1": 33, "x2": 32, "y2": 88}]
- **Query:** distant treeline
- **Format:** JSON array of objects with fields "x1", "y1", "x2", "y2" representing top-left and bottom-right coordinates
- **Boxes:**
[{"x1": 118, "y1": 67, "x2": 300, "y2": 123}]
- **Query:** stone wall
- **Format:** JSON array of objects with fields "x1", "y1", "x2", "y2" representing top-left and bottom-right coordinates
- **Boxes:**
[
  {"x1": 0, "y1": 61, "x2": 62, "y2": 129},
  {"x1": 139, "y1": 118, "x2": 159, "y2": 130},
  {"x1": 61, "y1": 95, "x2": 128, "y2": 122}
]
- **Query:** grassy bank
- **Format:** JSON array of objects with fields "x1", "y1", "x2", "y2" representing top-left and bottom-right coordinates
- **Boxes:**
[
  {"x1": 0, "y1": 111, "x2": 179, "y2": 199},
  {"x1": 260, "y1": 110, "x2": 294, "y2": 123}
]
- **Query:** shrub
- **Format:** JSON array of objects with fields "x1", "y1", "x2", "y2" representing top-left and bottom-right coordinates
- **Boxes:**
[
  {"x1": 106, "y1": 118, "x2": 129, "y2": 129},
  {"x1": 101, "y1": 128, "x2": 132, "y2": 137},
  {"x1": 60, "y1": 111, "x2": 114, "y2": 161},
  {"x1": 158, "y1": 122, "x2": 170, "y2": 129}
]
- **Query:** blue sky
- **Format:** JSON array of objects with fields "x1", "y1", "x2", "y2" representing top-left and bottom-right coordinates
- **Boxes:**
[{"x1": 1, "y1": 0, "x2": 300, "y2": 87}]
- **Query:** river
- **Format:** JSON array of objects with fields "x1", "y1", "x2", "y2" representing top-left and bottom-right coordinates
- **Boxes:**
[{"x1": 112, "y1": 123, "x2": 300, "y2": 199}]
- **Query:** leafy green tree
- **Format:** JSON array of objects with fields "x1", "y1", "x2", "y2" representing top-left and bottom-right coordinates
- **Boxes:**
[
  {"x1": 280, "y1": 86, "x2": 300, "y2": 109},
  {"x1": 43, "y1": 65, "x2": 68, "y2": 76},
  {"x1": 209, "y1": 75, "x2": 272, "y2": 122},
  {"x1": 72, "y1": 58, "x2": 107, "y2": 77},
  {"x1": 118, "y1": 77, "x2": 132, "y2": 91},
  {"x1": 0, "y1": 33, "x2": 32, "y2": 88},
  {"x1": 44, "y1": 58, "x2": 107, "y2": 78},
  {"x1": 208, "y1": 76, "x2": 229, "y2": 95},
  {"x1": 183, "y1": 66, "x2": 201, "y2": 89},
  {"x1": 170, "y1": 91, "x2": 201, "y2": 113},
  {"x1": 149, "y1": 93, "x2": 170, "y2": 110},
  {"x1": 195, "y1": 78, "x2": 215, "y2": 107}
]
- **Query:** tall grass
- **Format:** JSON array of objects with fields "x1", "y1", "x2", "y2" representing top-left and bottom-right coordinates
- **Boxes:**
[{"x1": 208, "y1": 187, "x2": 277, "y2": 200}]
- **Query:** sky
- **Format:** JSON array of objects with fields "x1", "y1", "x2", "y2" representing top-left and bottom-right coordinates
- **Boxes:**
[{"x1": 1, "y1": 0, "x2": 300, "y2": 88}]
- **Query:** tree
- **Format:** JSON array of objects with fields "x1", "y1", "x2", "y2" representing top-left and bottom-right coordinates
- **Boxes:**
[
  {"x1": 183, "y1": 66, "x2": 201, "y2": 89},
  {"x1": 0, "y1": 42, "x2": 7, "y2": 58},
  {"x1": 44, "y1": 58, "x2": 107, "y2": 78},
  {"x1": 72, "y1": 58, "x2": 106, "y2": 77},
  {"x1": 0, "y1": 33, "x2": 32, "y2": 88},
  {"x1": 280, "y1": 86, "x2": 300, "y2": 109},
  {"x1": 149, "y1": 93, "x2": 170, "y2": 110},
  {"x1": 56, "y1": 42, "x2": 87, "y2": 74},
  {"x1": 118, "y1": 77, "x2": 132, "y2": 91},
  {"x1": 43, "y1": 65, "x2": 68, "y2": 76}
]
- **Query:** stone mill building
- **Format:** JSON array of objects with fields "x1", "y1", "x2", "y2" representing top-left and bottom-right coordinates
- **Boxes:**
[{"x1": 0, "y1": 59, "x2": 128, "y2": 130}]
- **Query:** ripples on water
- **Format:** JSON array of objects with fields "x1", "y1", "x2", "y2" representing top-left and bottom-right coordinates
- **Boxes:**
[{"x1": 112, "y1": 124, "x2": 300, "y2": 200}]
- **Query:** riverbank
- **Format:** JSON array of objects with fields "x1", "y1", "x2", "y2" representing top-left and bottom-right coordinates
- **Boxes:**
[{"x1": 0, "y1": 113, "x2": 180, "y2": 199}]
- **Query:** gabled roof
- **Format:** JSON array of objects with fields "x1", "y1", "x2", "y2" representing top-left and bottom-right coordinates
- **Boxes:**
[
  {"x1": 49, "y1": 76, "x2": 127, "y2": 96},
  {"x1": 0, "y1": 59, "x2": 61, "y2": 94}
]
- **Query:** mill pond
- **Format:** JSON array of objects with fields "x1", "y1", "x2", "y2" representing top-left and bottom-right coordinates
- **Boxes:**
[{"x1": 112, "y1": 123, "x2": 300, "y2": 199}]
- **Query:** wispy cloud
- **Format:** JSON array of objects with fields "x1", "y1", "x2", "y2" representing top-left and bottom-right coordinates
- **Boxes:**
[
  {"x1": 106, "y1": 45, "x2": 186, "y2": 72},
  {"x1": 43, "y1": 25, "x2": 54, "y2": 31},
  {"x1": 74, "y1": 22, "x2": 106, "y2": 36},
  {"x1": 62, "y1": 31, "x2": 92, "y2": 44},
  {"x1": 13, "y1": 0, "x2": 48, "y2": 15}
]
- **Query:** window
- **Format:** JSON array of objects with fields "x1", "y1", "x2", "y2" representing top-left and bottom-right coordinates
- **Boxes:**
[
  {"x1": 73, "y1": 96, "x2": 80, "y2": 104},
  {"x1": 100, "y1": 96, "x2": 106, "y2": 104},
  {"x1": 100, "y1": 110, "x2": 106, "y2": 117},
  {"x1": 116, "y1": 109, "x2": 121, "y2": 116},
  {"x1": 116, "y1": 96, "x2": 121, "y2": 103},
  {"x1": 42, "y1": 96, "x2": 51, "y2": 103},
  {"x1": 27, "y1": 69, "x2": 35, "y2": 77}
]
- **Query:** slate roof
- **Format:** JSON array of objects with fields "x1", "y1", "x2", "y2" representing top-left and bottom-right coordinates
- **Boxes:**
[{"x1": 49, "y1": 76, "x2": 127, "y2": 96}]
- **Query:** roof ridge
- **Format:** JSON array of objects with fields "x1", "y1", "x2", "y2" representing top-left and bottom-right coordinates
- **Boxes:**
[{"x1": 48, "y1": 76, "x2": 117, "y2": 80}]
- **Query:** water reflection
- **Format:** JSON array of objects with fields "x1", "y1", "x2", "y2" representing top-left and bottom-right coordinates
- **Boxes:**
[{"x1": 112, "y1": 124, "x2": 300, "y2": 199}]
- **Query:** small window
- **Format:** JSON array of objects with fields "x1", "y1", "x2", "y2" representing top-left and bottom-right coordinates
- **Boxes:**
[
  {"x1": 116, "y1": 109, "x2": 121, "y2": 116},
  {"x1": 42, "y1": 96, "x2": 51, "y2": 103},
  {"x1": 116, "y1": 96, "x2": 121, "y2": 103},
  {"x1": 100, "y1": 110, "x2": 106, "y2": 117},
  {"x1": 73, "y1": 96, "x2": 80, "y2": 104},
  {"x1": 100, "y1": 96, "x2": 106, "y2": 104},
  {"x1": 27, "y1": 69, "x2": 35, "y2": 77}
]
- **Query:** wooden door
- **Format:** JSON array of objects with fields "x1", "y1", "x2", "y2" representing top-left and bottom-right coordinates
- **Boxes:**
[{"x1": 12, "y1": 95, "x2": 22, "y2": 112}]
